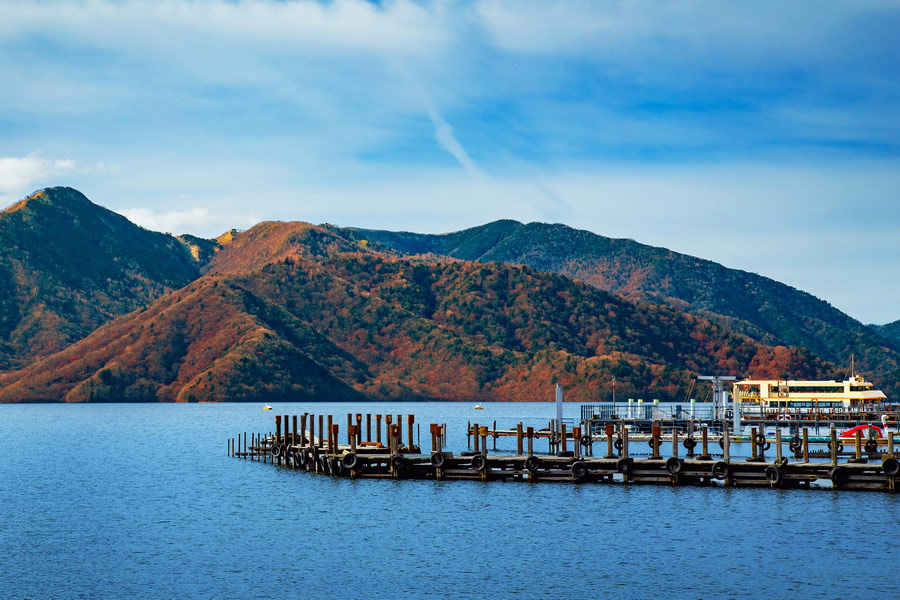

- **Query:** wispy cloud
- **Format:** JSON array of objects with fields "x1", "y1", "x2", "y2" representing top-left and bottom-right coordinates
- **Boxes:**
[
  {"x1": 0, "y1": 154, "x2": 76, "y2": 202},
  {"x1": 119, "y1": 206, "x2": 259, "y2": 236}
]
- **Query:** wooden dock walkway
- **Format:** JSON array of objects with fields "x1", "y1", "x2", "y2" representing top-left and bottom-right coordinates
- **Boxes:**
[{"x1": 227, "y1": 413, "x2": 900, "y2": 492}]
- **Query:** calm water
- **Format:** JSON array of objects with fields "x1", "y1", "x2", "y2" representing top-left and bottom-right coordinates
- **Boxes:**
[{"x1": 1, "y1": 402, "x2": 898, "y2": 599}]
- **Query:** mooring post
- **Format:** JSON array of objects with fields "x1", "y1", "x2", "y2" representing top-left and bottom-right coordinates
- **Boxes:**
[
  {"x1": 366, "y1": 414, "x2": 372, "y2": 443},
  {"x1": 408, "y1": 415, "x2": 415, "y2": 452},
  {"x1": 700, "y1": 426, "x2": 711, "y2": 460},
  {"x1": 326, "y1": 416, "x2": 332, "y2": 449},
  {"x1": 396, "y1": 414, "x2": 402, "y2": 447},
  {"x1": 385, "y1": 415, "x2": 393, "y2": 448},
  {"x1": 775, "y1": 429, "x2": 782, "y2": 464},
  {"x1": 292, "y1": 416, "x2": 298, "y2": 446},
  {"x1": 275, "y1": 416, "x2": 282, "y2": 465},
  {"x1": 672, "y1": 428, "x2": 679, "y2": 459},
  {"x1": 516, "y1": 423, "x2": 524, "y2": 455},
  {"x1": 356, "y1": 414, "x2": 363, "y2": 444},
  {"x1": 855, "y1": 429, "x2": 863, "y2": 462},
  {"x1": 347, "y1": 414, "x2": 353, "y2": 444},
  {"x1": 561, "y1": 424, "x2": 567, "y2": 455},
  {"x1": 493, "y1": 420, "x2": 498, "y2": 451},
  {"x1": 623, "y1": 426, "x2": 630, "y2": 459},
  {"x1": 802, "y1": 428, "x2": 809, "y2": 463},
  {"x1": 480, "y1": 426, "x2": 489, "y2": 457},
  {"x1": 375, "y1": 414, "x2": 382, "y2": 445},
  {"x1": 830, "y1": 425, "x2": 838, "y2": 466},
  {"x1": 573, "y1": 426, "x2": 581, "y2": 459},
  {"x1": 650, "y1": 423, "x2": 661, "y2": 459},
  {"x1": 473, "y1": 423, "x2": 480, "y2": 454},
  {"x1": 300, "y1": 414, "x2": 307, "y2": 445},
  {"x1": 750, "y1": 427, "x2": 758, "y2": 461},
  {"x1": 606, "y1": 423, "x2": 615, "y2": 458},
  {"x1": 350, "y1": 425, "x2": 357, "y2": 453},
  {"x1": 723, "y1": 426, "x2": 730, "y2": 462},
  {"x1": 889, "y1": 428, "x2": 895, "y2": 458},
  {"x1": 309, "y1": 414, "x2": 316, "y2": 449},
  {"x1": 527, "y1": 426, "x2": 534, "y2": 456},
  {"x1": 318, "y1": 415, "x2": 324, "y2": 448},
  {"x1": 330, "y1": 424, "x2": 338, "y2": 455}
]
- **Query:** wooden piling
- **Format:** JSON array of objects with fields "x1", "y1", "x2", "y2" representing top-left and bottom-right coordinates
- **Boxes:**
[
  {"x1": 366, "y1": 413, "x2": 372, "y2": 443},
  {"x1": 699, "y1": 426, "x2": 711, "y2": 460},
  {"x1": 347, "y1": 414, "x2": 353, "y2": 444},
  {"x1": 349, "y1": 425, "x2": 357, "y2": 453},
  {"x1": 516, "y1": 423, "x2": 524, "y2": 455},
  {"x1": 573, "y1": 426, "x2": 581, "y2": 459},
  {"x1": 723, "y1": 427, "x2": 730, "y2": 462},
  {"x1": 396, "y1": 414, "x2": 402, "y2": 446},
  {"x1": 830, "y1": 426, "x2": 838, "y2": 466},
  {"x1": 330, "y1": 424, "x2": 338, "y2": 455},
  {"x1": 561, "y1": 424, "x2": 567, "y2": 454},
  {"x1": 672, "y1": 428, "x2": 679, "y2": 459},
  {"x1": 802, "y1": 428, "x2": 809, "y2": 463},
  {"x1": 775, "y1": 429, "x2": 782, "y2": 464},
  {"x1": 473, "y1": 423, "x2": 480, "y2": 453},
  {"x1": 356, "y1": 414, "x2": 363, "y2": 444},
  {"x1": 376, "y1": 414, "x2": 382, "y2": 445},
  {"x1": 408, "y1": 415, "x2": 415, "y2": 451},
  {"x1": 526, "y1": 426, "x2": 534, "y2": 456},
  {"x1": 300, "y1": 414, "x2": 307, "y2": 445},
  {"x1": 480, "y1": 426, "x2": 489, "y2": 457},
  {"x1": 750, "y1": 427, "x2": 758, "y2": 461},
  {"x1": 318, "y1": 415, "x2": 324, "y2": 448},
  {"x1": 606, "y1": 423, "x2": 615, "y2": 458},
  {"x1": 292, "y1": 416, "x2": 298, "y2": 445}
]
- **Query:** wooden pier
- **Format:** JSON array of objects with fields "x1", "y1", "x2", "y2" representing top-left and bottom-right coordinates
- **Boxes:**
[{"x1": 227, "y1": 413, "x2": 900, "y2": 492}]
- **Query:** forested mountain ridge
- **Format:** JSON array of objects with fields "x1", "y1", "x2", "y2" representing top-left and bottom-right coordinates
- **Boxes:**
[
  {"x1": 0, "y1": 249, "x2": 836, "y2": 403},
  {"x1": 0, "y1": 187, "x2": 202, "y2": 371},
  {"x1": 336, "y1": 220, "x2": 900, "y2": 394}
]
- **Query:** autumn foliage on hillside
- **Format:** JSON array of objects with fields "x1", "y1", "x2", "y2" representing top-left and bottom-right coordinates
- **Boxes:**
[
  {"x1": 0, "y1": 244, "x2": 838, "y2": 403},
  {"x1": 0, "y1": 187, "x2": 202, "y2": 371}
]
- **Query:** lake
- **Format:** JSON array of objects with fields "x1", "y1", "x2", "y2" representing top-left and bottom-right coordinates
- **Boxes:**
[{"x1": 1, "y1": 401, "x2": 897, "y2": 599}]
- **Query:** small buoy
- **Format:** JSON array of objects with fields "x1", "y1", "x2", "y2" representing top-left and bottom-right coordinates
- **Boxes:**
[{"x1": 474, "y1": 405, "x2": 484, "y2": 410}]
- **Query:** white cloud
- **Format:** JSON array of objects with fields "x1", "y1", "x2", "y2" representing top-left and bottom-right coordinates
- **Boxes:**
[
  {"x1": 0, "y1": 154, "x2": 76, "y2": 201},
  {"x1": 119, "y1": 206, "x2": 259, "y2": 236}
]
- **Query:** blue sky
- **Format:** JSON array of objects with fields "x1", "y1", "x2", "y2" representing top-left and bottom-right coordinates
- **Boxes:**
[{"x1": 1, "y1": 0, "x2": 899, "y2": 323}]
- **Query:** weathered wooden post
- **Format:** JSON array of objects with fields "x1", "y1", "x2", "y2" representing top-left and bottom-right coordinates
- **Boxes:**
[
  {"x1": 560, "y1": 424, "x2": 568, "y2": 454},
  {"x1": 356, "y1": 414, "x2": 363, "y2": 444},
  {"x1": 326, "y1": 416, "x2": 333, "y2": 449},
  {"x1": 516, "y1": 423, "x2": 524, "y2": 455},
  {"x1": 889, "y1": 428, "x2": 895, "y2": 458},
  {"x1": 347, "y1": 414, "x2": 353, "y2": 444},
  {"x1": 396, "y1": 414, "x2": 402, "y2": 447},
  {"x1": 699, "y1": 426, "x2": 711, "y2": 460},
  {"x1": 480, "y1": 426, "x2": 489, "y2": 457},
  {"x1": 526, "y1": 426, "x2": 534, "y2": 456},
  {"x1": 606, "y1": 423, "x2": 616, "y2": 458},
  {"x1": 300, "y1": 414, "x2": 307, "y2": 446},
  {"x1": 650, "y1": 423, "x2": 661, "y2": 459},
  {"x1": 375, "y1": 414, "x2": 382, "y2": 445},
  {"x1": 851, "y1": 429, "x2": 865, "y2": 463},
  {"x1": 274, "y1": 415, "x2": 282, "y2": 465},
  {"x1": 318, "y1": 415, "x2": 324, "y2": 448},
  {"x1": 573, "y1": 426, "x2": 582, "y2": 459},
  {"x1": 385, "y1": 414, "x2": 393, "y2": 446},
  {"x1": 473, "y1": 423, "x2": 480, "y2": 454},
  {"x1": 723, "y1": 426, "x2": 730, "y2": 463},
  {"x1": 349, "y1": 425, "x2": 357, "y2": 453},
  {"x1": 292, "y1": 416, "x2": 298, "y2": 445},
  {"x1": 802, "y1": 428, "x2": 809, "y2": 463},
  {"x1": 830, "y1": 425, "x2": 838, "y2": 466},
  {"x1": 330, "y1": 424, "x2": 339, "y2": 455},
  {"x1": 493, "y1": 420, "x2": 498, "y2": 451},
  {"x1": 623, "y1": 426, "x2": 630, "y2": 459},
  {"x1": 750, "y1": 427, "x2": 758, "y2": 461},
  {"x1": 672, "y1": 428, "x2": 679, "y2": 459},
  {"x1": 366, "y1": 413, "x2": 372, "y2": 443},
  {"x1": 775, "y1": 429, "x2": 782, "y2": 464},
  {"x1": 407, "y1": 415, "x2": 415, "y2": 452}
]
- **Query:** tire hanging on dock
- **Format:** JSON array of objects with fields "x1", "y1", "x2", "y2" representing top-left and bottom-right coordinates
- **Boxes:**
[
  {"x1": 616, "y1": 457, "x2": 634, "y2": 474},
  {"x1": 882, "y1": 457, "x2": 900, "y2": 477},
  {"x1": 765, "y1": 465, "x2": 784, "y2": 486},
  {"x1": 341, "y1": 452, "x2": 358, "y2": 470},
  {"x1": 431, "y1": 452, "x2": 446, "y2": 468},
  {"x1": 711, "y1": 461, "x2": 729, "y2": 480},
  {"x1": 571, "y1": 460, "x2": 588, "y2": 479},
  {"x1": 524, "y1": 455, "x2": 541, "y2": 472},
  {"x1": 665, "y1": 457, "x2": 683, "y2": 475},
  {"x1": 471, "y1": 454, "x2": 488, "y2": 472}
]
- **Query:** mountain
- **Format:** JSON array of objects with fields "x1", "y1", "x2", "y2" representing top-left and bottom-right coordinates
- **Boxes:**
[
  {"x1": 871, "y1": 320, "x2": 900, "y2": 350},
  {"x1": 0, "y1": 187, "x2": 202, "y2": 371},
  {"x1": 0, "y1": 231, "x2": 836, "y2": 403},
  {"x1": 336, "y1": 220, "x2": 900, "y2": 395}
]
